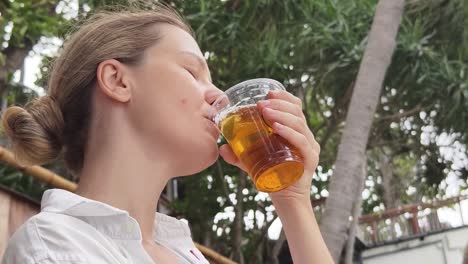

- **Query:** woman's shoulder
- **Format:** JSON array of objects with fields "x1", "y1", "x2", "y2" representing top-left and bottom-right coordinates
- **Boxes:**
[
  {"x1": 2, "y1": 212, "x2": 120, "y2": 264},
  {"x1": 2, "y1": 213, "x2": 85, "y2": 263}
]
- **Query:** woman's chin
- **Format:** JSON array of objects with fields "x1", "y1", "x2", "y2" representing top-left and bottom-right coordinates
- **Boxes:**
[
  {"x1": 179, "y1": 147, "x2": 219, "y2": 176},
  {"x1": 200, "y1": 147, "x2": 220, "y2": 170}
]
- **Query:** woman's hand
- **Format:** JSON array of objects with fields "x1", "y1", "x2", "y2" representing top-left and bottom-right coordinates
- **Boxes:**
[
  {"x1": 219, "y1": 91, "x2": 333, "y2": 264},
  {"x1": 219, "y1": 89, "x2": 320, "y2": 201}
]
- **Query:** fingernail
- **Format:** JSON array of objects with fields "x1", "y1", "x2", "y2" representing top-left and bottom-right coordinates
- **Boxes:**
[
  {"x1": 269, "y1": 90, "x2": 280, "y2": 96},
  {"x1": 263, "y1": 107, "x2": 274, "y2": 114},
  {"x1": 258, "y1": 100, "x2": 270, "y2": 107}
]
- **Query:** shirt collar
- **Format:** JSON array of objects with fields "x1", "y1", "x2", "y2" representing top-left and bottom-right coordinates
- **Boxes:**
[
  {"x1": 41, "y1": 188, "x2": 129, "y2": 217},
  {"x1": 40, "y1": 188, "x2": 191, "y2": 241}
]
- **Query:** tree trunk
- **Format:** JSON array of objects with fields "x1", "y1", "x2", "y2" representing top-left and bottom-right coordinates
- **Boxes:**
[
  {"x1": 0, "y1": 1, "x2": 59, "y2": 98},
  {"x1": 270, "y1": 229, "x2": 286, "y2": 264},
  {"x1": 463, "y1": 242, "x2": 468, "y2": 264},
  {"x1": 380, "y1": 150, "x2": 395, "y2": 209},
  {"x1": 255, "y1": 236, "x2": 264, "y2": 264},
  {"x1": 345, "y1": 161, "x2": 366, "y2": 264},
  {"x1": 232, "y1": 170, "x2": 246, "y2": 264},
  {"x1": 379, "y1": 149, "x2": 402, "y2": 240},
  {"x1": 204, "y1": 227, "x2": 212, "y2": 250},
  {"x1": 319, "y1": 0, "x2": 405, "y2": 261},
  {"x1": 0, "y1": 44, "x2": 32, "y2": 98},
  {"x1": 379, "y1": 149, "x2": 403, "y2": 210}
]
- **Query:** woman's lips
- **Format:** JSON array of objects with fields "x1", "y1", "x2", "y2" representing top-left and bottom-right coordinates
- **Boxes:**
[{"x1": 206, "y1": 118, "x2": 220, "y2": 139}]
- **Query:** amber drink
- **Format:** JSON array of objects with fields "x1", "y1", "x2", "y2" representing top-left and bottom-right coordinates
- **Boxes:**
[{"x1": 213, "y1": 79, "x2": 304, "y2": 192}]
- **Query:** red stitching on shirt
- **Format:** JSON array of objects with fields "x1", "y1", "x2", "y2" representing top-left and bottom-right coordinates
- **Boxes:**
[{"x1": 190, "y1": 249, "x2": 200, "y2": 260}]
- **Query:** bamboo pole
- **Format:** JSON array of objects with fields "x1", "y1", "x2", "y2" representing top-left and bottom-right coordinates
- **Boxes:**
[
  {"x1": 0, "y1": 147, "x2": 77, "y2": 192},
  {"x1": 195, "y1": 244, "x2": 237, "y2": 264},
  {"x1": 0, "y1": 146, "x2": 237, "y2": 264}
]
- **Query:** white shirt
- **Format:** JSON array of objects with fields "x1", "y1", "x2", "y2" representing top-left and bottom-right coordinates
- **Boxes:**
[{"x1": 1, "y1": 189, "x2": 209, "y2": 264}]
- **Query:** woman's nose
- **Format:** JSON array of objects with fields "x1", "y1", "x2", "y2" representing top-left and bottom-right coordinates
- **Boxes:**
[{"x1": 205, "y1": 85, "x2": 224, "y2": 105}]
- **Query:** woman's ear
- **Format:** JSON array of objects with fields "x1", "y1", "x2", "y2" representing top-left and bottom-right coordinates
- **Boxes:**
[{"x1": 97, "y1": 59, "x2": 132, "y2": 103}]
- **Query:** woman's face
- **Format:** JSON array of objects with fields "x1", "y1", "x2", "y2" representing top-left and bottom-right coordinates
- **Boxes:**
[{"x1": 127, "y1": 24, "x2": 223, "y2": 176}]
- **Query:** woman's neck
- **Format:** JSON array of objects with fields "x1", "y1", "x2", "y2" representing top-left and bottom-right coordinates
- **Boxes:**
[{"x1": 76, "y1": 118, "x2": 172, "y2": 242}]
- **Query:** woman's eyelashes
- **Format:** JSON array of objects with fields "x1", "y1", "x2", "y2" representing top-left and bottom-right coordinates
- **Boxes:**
[
  {"x1": 185, "y1": 66, "x2": 210, "y2": 83},
  {"x1": 186, "y1": 67, "x2": 197, "y2": 79}
]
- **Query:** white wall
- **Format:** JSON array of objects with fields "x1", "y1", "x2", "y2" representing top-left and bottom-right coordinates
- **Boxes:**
[{"x1": 362, "y1": 226, "x2": 468, "y2": 264}]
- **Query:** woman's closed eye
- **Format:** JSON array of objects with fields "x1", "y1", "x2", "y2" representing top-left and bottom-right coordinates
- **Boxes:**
[
  {"x1": 178, "y1": 51, "x2": 211, "y2": 82},
  {"x1": 185, "y1": 67, "x2": 198, "y2": 79}
]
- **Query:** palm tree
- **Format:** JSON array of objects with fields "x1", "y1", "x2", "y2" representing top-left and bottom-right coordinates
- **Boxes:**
[
  {"x1": 464, "y1": 243, "x2": 468, "y2": 264},
  {"x1": 319, "y1": 0, "x2": 406, "y2": 261}
]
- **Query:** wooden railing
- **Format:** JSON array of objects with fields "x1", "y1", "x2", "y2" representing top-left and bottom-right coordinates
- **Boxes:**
[
  {"x1": 311, "y1": 194, "x2": 468, "y2": 246},
  {"x1": 358, "y1": 195, "x2": 468, "y2": 246}
]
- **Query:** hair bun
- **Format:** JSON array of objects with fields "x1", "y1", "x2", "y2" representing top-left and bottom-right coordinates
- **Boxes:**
[{"x1": 1, "y1": 96, "x2": 64, "y2": 166}]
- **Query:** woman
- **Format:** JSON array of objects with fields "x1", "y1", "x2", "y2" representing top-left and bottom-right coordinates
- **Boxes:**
[{"x1": 1, "y1": 4, "x2": 333, "y2": 264}]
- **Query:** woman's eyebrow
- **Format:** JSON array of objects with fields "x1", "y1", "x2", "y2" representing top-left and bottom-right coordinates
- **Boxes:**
[{"x1": 178, "y1": 51, "x2": 212, "y2": 82}]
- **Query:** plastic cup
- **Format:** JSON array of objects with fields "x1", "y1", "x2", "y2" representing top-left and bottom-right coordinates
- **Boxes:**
[{"x1": 213, "y1": 78, "x2": 304, "y2": 192}]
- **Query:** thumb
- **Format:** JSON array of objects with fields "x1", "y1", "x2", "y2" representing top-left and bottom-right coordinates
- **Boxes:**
[{"x1": 219, "y1": 144, "x2": 247, "y2": 172}]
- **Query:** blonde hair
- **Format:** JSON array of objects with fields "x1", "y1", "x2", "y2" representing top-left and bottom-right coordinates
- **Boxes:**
[{"x1": 1, "y1": 4, "x2": 191, "y2": 175}]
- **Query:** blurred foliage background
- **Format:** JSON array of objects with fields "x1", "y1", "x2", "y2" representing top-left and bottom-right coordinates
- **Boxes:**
[{"x1": 0, "y1": 0, "x2": 466, "y2": 263}]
